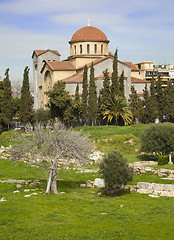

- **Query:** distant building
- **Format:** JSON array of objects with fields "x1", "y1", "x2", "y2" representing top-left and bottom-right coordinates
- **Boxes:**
[{"x1": 32, "y1": 26, "x2": 150, "y2": 109}]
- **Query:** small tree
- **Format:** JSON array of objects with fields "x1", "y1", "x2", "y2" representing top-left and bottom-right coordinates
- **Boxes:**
[
  {"x1": 100, "y1": 151, "x2": 133, "y2": 191},
  {"x1": 11, "y1": 123, "x2": 92, "y2": 194},
  {"x1": 141, "y1": 123, "x2": 174, "y2": 156}
]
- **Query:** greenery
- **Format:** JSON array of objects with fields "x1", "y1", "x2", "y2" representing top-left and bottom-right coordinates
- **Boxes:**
[
  {"x1": 19, "y1": 67, "x2": 33, "y2": 125},
  {"x1": 141, "y1": 123, "x2": 174, "y2": 155},
  {"x1": 81, "y1": 65, "x2": 88, "y2": 125},
  {"x1": 158, "y1": 155, "x2": 169, "y2": 165},
  {"x1": 0, "y1": 124, "x2": 174, "y2": 239},
  {"x1": 100, "y1": 151, "x2": 133, "y2": 190}
]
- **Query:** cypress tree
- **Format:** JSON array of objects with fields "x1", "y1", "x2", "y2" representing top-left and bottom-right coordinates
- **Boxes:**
[
  {"x1": 149, "y1": 73, "x2": 158, "y2": 123},
  {"x1": 0, "y1": 80, "x2": 4, "y2": 132},
  {"x1": 81, "y1": 65, "x2": 88, "y2": 125},
  {"x1": 142, "y1": 84, "x2": 150, "y2": 124},
  {"x1": 98, "y1": 69, "x2": 111, "y2": 124},
  {"x1": 74, "y1": 84, "x2": 81, "y2": 125},
  {"x1": 156, "y1": 74, "x2": 165, "y2": 122},
  {"x1": 19, "y1": 67, "x2": 33, "y2": 125},
  {"x1": 111, "y1": 49, "x2": 119, "y2": 98},
  {"x1": 1, "y1": 68, "x2": 13, "y2": 129},
  {"x1": 119, "y1": 70, "x2": 125, "y2": 98},
  {"x1": 129, "y1": 86, "x2": 144, "y2": 123},
  {"x1": 88, "y1": 62, "x2": 97, "y2": 126},
  {"x1": 164, "y1": 80, "x2": 174, "y2": 122}
]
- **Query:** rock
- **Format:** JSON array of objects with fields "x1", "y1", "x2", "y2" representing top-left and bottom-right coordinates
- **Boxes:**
[
  {"x1": 0, "y1": 197, "x2": 7, "y2": 202},
  {"x1": 24, "y1": 195, "x2": 31, "y2": 198},
  {"x1": 16, "y1": 184, "x2": 22, "y2": 188},
  {"x1": 120, "y1": 205, "x2": 124, "y2": 208},
  {"x1": 30, "y1": 193, "x2": 37, "y2": 196},
  {"x1": 88, "y1": 151, "x2": 104, "y2": 163},
  {"x1": 148, "y1": 195, "x2": 160, "y2": 198},
  {"x1": 93, "y1": 178, "x2": 105, "y2": 188},
  {"x1": 13, "y1": 190, "x2": 20, "y2": 193},
  {"x1": 24, "y1": 189, "x2": 30, "y2": 192},
  {"x1": 80, "y1": 184, "x2": 86, "y2": 188},
  {"x1": 87, "y1": 180, "x2": 94, "y2": 188}
]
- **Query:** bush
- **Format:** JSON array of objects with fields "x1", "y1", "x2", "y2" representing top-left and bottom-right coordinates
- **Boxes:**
[
  {"x1": 141, "y1": 123, "x2": 174, "y2": 155},
  {"x1": 100, "y1": 150, "x2": 133, "y2": 190},
  {"x1": 158, "y1": 155, "x2": 169, "y2": 165}
]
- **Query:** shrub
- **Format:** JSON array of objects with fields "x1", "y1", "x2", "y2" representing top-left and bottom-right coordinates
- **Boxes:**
[
  {"x1": 100, "y1": 150, "x2": 133, "y2": 190},
  {"x1": 141, "y1": 123, "x2": 174, "y2": 155},
  {"x1": 158, "y1": 155, "x2": 169, "y2": 165}
]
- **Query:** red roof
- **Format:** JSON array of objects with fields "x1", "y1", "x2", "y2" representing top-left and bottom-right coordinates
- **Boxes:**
[
  {"x1": 45, "y1": 61, "x2": 76, "y2": 71},
  {"x1": 77, "y1": 56, "x2": 112, "y2": 70},
  {"x1": 70, "y1": 26, "x2": 109, "y2": 43},
  {"x1": 131, "y1": 77, "x2": 150, "y2": 83},
  {"x1": 63, "y1": 74, "x2": 83, "y2": 83},
  {"x1": 95, "y1": 72, "x2": 125, "y2": 79},
  {"x1": 123, "y1": 62, "x2": 139, "y2": 71},
  {"x1": 32, "y1": 49, "x2": 61, "y2": 58}
]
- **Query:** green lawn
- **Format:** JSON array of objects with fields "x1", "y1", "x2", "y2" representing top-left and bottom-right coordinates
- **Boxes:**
[{"x1": 0, "y1": 124, "x2": 174, "y2": 239}]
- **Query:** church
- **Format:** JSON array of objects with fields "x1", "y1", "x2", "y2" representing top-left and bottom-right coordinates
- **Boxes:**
[{"x1": 32, "y1": 25, "x2": 149, "y2": 109}]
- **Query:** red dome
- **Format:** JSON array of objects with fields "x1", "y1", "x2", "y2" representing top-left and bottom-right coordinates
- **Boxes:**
[{"x1": 70, "y1": 26, "x2": 109, "y2": 43}]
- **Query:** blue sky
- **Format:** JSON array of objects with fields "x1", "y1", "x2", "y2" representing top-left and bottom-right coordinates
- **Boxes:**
[{"x1": 0, "y1": 0, "x2": 174, "y2": 84}]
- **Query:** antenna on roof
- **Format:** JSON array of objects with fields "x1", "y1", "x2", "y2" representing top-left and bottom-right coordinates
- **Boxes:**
[{"x1": 88, "y1": 19, "x2": 90, "y2": 26}]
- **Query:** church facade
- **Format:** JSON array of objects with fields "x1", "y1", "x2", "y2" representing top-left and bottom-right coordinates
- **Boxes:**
[{"x1": 32, "y1": 25, "x2": 148, "y2": 109}]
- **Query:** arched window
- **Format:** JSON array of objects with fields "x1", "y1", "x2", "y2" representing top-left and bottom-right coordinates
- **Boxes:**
[
  {"x1": 94, "y1": 44, "x2": 97, "y2": 54},
  {"x1": 101, "y1": 44, "x2": 103, "y2": 54},
  {"x1": 74, "y1": 45, "x2": 76, "y2": 55},
  {"x1": 87, "y1": 44, "x2": 90, "y2": 54},
  {"x1": 80, "y1": 45, "x2": 82, "y2": 54}
]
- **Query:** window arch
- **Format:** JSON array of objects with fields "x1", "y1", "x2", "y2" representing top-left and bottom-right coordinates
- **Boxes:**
[
  {"x1": 74, "y1": 45, "x2": 76, "y2": 55},
  {"x1": 80, "y1": 45, "x2": 82, "y2": 54},
  {"x1": 87, "y1": 44, "x2": 90, "y2": 54},
  {"x1": 94, "y1": 44, "x2": 97, "y2": 54},
  {"x1": 101, "y1": 44, "x2": 103, "y2": 54}
]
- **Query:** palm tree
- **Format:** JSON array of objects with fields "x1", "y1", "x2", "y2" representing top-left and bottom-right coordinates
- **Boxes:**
[{"x1": 103, "y1": 95, "x2": 133, "y2": 125}]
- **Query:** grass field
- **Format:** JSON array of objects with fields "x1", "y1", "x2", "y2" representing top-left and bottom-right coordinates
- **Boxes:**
[{"x1": 0, "y1": 124, "x2": 174, "y2": 240}]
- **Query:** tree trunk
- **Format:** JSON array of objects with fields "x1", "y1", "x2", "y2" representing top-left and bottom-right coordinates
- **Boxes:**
[
  {"x1": 51, "y1": 169, "x2": 58, "y2": 194},
  {"x1": 46, "y1": 170, "x2": 52, "y2": 194}
]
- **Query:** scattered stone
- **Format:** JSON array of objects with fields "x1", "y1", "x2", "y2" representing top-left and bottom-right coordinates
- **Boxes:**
[
  {"x1": 93, "y1": 178, "x2": 105, "y2": 188},
  {"x1": 13, "y1": 190, "x2": 20, "y2": 193},
  {"x1": 0, "y1": 197, "x2": 7, "y2": 202},
  {"x1": 80, "y1": 184, "x2": 86, "y2": 188},
  {"x1": 59, "y1": 192, "x2": 65, "y2": 194},
  {"x1": 120, "y1": 205, "x2": 124, "y2": 208},
  {"x1": 148, "y1": 195, "x2": 160, "y2": 198},
  {"x1": 24, "y1": 189, "x2": 30, "y2": 192},
  {"x1": 30, "y1": 193, "x2": 37, "y2": 196},
  {"x1": 88, "y1": 151, "x2": 104, "y2": 163},
  {"x1": 87, "y1": 180, "x2": 94, "y2": 188},
  {"x1": 100, "y1": 212, "x2": 108, "y2": 215},
  {"x1": 16, "y1": 184, "x2": 22, "y2": 188},
  {"x1": 124, "y1": 139, "x2": 134, "y2": 145},
  {"x1": 24, "y1": 195, "x2": 31, "y2": 198}
]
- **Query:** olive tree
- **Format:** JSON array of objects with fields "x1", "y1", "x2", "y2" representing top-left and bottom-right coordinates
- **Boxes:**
[
  {"x1": 141, "y1": 123, "x2": 174, "y2": 163},
  {"x1": 11, "y1": 123, "x2": 92, "y2": 194}
]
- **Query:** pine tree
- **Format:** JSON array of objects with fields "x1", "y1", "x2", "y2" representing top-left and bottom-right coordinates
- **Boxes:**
[
  {"x1": 129, "y1": 86, "x2": 144, "y2": 123},
  {"x1": 81, "y1": 65, "x2": 88, "y2": 125},
  {"x1": 88, "y1": 62, "x2": 97, "y2": 126},
  {"x1": 119, "y1": 70, "x2": 125, "y2": 98},
  {"x1": 164, "y1": 80, "x2": 174, "y2": 122},
  {"x1": 149, "y1": 73, "x2": 158, "y2": 123},
  {"x1": 98, "y1": 69, "x2": 111, "y2": 125},
  {"x1": 19, "y1": 67, "x2": 33, "y2": 125},
  {"x1": 1, "y1": 68, "x2": 13, "y2": 129},
  {"x1": 156, "y1": 75, "x2": 165, "y2": 122},
  {"x1": 111, "y1": 49, "x2": 119, "y2": 98}
]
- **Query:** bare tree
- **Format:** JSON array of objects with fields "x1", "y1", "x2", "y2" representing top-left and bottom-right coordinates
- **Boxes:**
[{"x1": 11, "y1": 123, "x2": 92, "y2": 194}]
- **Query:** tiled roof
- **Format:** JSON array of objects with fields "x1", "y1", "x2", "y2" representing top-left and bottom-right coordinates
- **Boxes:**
[
  {"x1": 70, "y1": 26, "x2": 109, "y2": 43},
  {"x1": 131, "y1": 77, "x2": 150, "y2": 83},
  {"x1": 77, "y1": 56, "x2": 112, "y2": 70},
  {"x1": 95, "y1": 72, "x2": 124, "y2": 79},
  {"x1": 32, "y1": 49, "x2": 61, "y2": 57},
  {"x1": 123, "y1": 62, "x2": 139, "y2": 71},
  {"x1": 46, "y1": 61, "x2": 76, "y2": 71},
  {"x1": 62, "y1": 74, "x2": 83, "y2": 83}
]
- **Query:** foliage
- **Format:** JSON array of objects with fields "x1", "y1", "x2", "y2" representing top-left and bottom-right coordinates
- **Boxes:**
[
  {"x1": 19, "y1": 67, "x2": 33, "y2": 125},
  {"x1": 141, "y1": 123, "x2": 174, "y2": 155},
  {"x1": 129, "y1": 86, "x2": 144, "y2": 123},
  {"x1": 81, "y1": 65, "x2": 88, "y2": 125},
  {"x1": 156, "y1": 75, "x2": 165, "y2": 122},
  {"x1": 111, "y1": 48, "x2": 119, "y2": 97},
  {"x1": 164, "y1": 80, "x2": 174, "y2": 122},
  {"x1": 0, "y1": 80, "x2": 4, "y2": 133},
  {"x1": 100, "y1": 150, "x2": 133, "y2": 190},
  {"x1": 119, "y1": 70, "x2": 125, "y2": 98},
  {"x1": 103, "y1": 95, "x2": 133, "y2": 125},
  {"x1": 149, "y1": 74, "x2": 158, "y2": 123},
  {"x1": 88, "y1": 62, "x2": 97, "y2": 126},
  {"x1": 1, "y1": 68, "x2": 13, "y2": 129},
  {"x1": 12, "y1": 97, "x2": 20, "y2": 121},
  {"x1": 158, "y1": 155, "x2": 169, "y2": 165},
  {"x1": 11, "y1": 123, "x2": 92, "y2": 194},
  {"x1": 142, "y1": 84, "x2": 151, "y2": 124}
]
